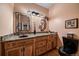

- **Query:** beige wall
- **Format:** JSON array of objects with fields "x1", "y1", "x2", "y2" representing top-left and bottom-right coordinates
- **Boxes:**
[
  {"x1": 49, "y1": 4, "x2": 79, "y2": 44},
  {"x1": 14, "y1": 3, "x2": 48, "y2": 16},
  {"x1": 0, "y1": 4, "x2": 14, "y2": 36}
]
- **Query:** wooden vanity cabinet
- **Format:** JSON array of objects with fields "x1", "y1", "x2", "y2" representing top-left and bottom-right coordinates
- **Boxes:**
[
  {"x1": 23, "y1": 45, "x2": 33, "y2": 56},
  {"x1": 5, "y1": 47, "x2": 23, "y2": 56},
  {"x1": 47, "y1": 34, "x2": 57, "y2": 51},
  {"x1": 3, "y1": 40, "x2": 24, "y2": 56},
  {"x1": 47, "y1": 41, "x2": 53, "y2": 51},
  {"x1": 49, "y1": 34, "x2": 57, "y2": 49},
  {"x1": 3, "y1": 39, "x2": 34, "y2": 56},
  {"x1": 23, "y1": 39, "x2": 34, "y2": 56},
  {"x1": 52, "y1": 36, "x2": 57, "y2": 49},
  {"x1": 35, "y1": 36, "x2": 48, "y2": 56},
  {"x1": 1, "y1": 34, "x2": 58, "y2": 56}
]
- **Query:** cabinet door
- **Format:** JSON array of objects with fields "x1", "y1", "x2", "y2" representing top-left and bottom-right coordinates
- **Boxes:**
[
  {"x1": 35, "y1": 40, "x2": 46, "y2": 48},
  {"x1": 35, "y1": 46, "x2": 47, "y2": 56},
  {"x1": 52, "y1": 37, "x2": 57, "y2": 49},
  {"x1": 50, "y1": 35, "x2": 57, "y2": 49},
  {"x1": 0, "y1": 42, "x2": 1, "y2": 56},
  {"x1": 5, "y1": 47, "x2": 23, "y2": 56},
  {"x1": 24, "y1": 46, "x2": 33, "y2": 56},
  {"x1": 38, "y1": 46, "x2": 47, "y2": 55},
  {"x1": 47, "y1": 42, "x2": 52, "y2": 51},
  {"x1": 35, "y1": 49, "x2": 39, "y2": 56}
]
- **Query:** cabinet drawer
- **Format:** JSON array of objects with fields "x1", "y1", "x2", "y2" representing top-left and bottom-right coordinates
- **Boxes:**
[
  {"x1": 35, "y1": 36, "x2": 48, "y2": 42},
  {"x1": 24, "y1": 39, "x2": 33, "y2": 45},
  {"x1": 4, "y1": 40, "x2": 24, "y2": 49},
  {"x1": 35, "y1": 40, "x2": 46, "y2": 48}
]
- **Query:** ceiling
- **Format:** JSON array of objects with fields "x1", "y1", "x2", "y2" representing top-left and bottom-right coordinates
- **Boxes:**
[{"x1": 36, "y1": 3, "x2": 53, "y2": 9}]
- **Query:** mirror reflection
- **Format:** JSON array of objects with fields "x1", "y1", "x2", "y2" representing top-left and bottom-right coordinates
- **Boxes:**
[
  {"x1": 14, "y1": 12, "x2": 30, "y2": 34},
  {"x1": 14, "y1": 11, "x2": 48, "y2": 35}
]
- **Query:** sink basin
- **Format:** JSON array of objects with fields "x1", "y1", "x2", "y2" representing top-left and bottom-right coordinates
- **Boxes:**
[{"x1": 19, "y1": 35, "x2": 28, "y2": 38}]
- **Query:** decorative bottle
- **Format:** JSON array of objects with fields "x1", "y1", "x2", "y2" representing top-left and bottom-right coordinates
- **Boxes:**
[{"x1": 34, "y1": 23, "x2": 36, "y2": 34}]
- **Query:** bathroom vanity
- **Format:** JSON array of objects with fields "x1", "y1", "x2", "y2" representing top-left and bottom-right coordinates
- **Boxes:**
[{"x1": 0, "y1": 33, "x2": 58, "y2": 56}]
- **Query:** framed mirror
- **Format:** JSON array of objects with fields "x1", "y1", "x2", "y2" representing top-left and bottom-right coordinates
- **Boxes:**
[{"x1": 14, "y1": 12, "x2": 30, "y2": 34}]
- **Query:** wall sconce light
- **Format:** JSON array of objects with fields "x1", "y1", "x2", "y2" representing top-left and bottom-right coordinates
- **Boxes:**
[
  {"x1": 27, "y1": 10, "x2": 47, "y2": 18},
  {"x1": 32, "y1": 11, "x2": 40, "y2": 16}
]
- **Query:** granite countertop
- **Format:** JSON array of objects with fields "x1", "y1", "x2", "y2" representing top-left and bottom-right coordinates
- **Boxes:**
[{"x1": 1, "y1": 32, "x2": 56, "y2": 42}]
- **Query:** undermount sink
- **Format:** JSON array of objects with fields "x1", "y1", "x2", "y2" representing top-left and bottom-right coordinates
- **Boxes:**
[{"x1": 19, "y1": 35, "x2": 28, "y2": 38}]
